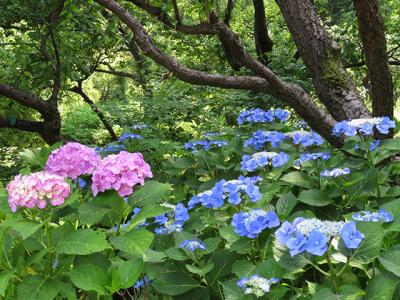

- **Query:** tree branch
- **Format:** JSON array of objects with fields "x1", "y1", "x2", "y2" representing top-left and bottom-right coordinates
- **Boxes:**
[
  {"x1": 0, "y1": 117, "x2": 45, "y2": 134},
  {"x1": 352, "y1": 0, "x2": 394, "y2": 118},
  {"x1": 0, "y1": 83, "x2": 48, "y2": 113}
]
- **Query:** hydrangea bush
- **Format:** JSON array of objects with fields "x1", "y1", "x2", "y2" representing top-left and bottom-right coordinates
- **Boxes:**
[{"x1": 0, "y1": 108, "x2": 399, "y2": 299}]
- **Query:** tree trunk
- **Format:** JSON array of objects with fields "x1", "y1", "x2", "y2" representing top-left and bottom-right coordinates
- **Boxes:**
[
  {"x1": 352, "y1": 0, "x2": 393, "y2": 119},
  {"x1": 275, "y1": 0, "x2": 370, "y2": 121},
  {"x1": 253, "y1": 0, "x2": 273, "y2": 64}
]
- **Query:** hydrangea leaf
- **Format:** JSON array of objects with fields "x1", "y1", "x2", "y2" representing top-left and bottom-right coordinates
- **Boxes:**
[
  {"x1": 16, "y1": 276, "x2": 59, "y2": 300},
  {"x1": 129, "y1": 180, "x2": 172, "y2": 206},
  {"x1": 109, "y1": 228, "x2": 153, "y2": 257},
  {"x1": 297, "y1": 189, "x2": 332, "y2": 207},
  {"x1": 365, "y1": 271, "x2": 398, "y2": 300},
  {"x1": 151, "y1": 271, "x2": 201, "y2": 296},
  {"x1": 57, "y1": 229, "x2": 111, "y2": 255},
  {"x1": 378, "y1": 244, "x2": 400, "y2": 276},
  {"x1": 69, "y1": 263, "x2": 109, "y2": 295}
]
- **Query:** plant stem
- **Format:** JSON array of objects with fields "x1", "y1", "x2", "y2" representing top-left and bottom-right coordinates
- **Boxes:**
[{"x1": 325, "y1": 253, "x2": 338, "y2": 293}]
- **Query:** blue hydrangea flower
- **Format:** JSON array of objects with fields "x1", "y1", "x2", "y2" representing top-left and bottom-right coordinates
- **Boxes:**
[
  {"x1": 95, "y1": 144, "x2": 126, "y2": 154},
  {"x1": 184, "y1": 140, "x2": 228, "y2": 153},
  {"x1": 295, "y1": 152, "x2": 331, "y2": 166},
  {"x1": 118, "y1": 133, "x2": 143, "y2": 142},
  {"x1": 77, "y1": 178, "x2": 87, "y2": 188},
  {"x1": 320, "y1": 167, "x2": 350, "y2": 177},
  {"x1": 237, "y1": 108, "x2": 290, "y2": 124},
  {"x1": 244, "y1": 130, "x2": 286, "y2": 149},
  {"x1": 369, "y1": 140, "x2": 380, "y2": 151},
  {"x1": 286, "y1": 232, "x2": 307, "y2": 256},
  {"x1": 333, "y1": 117, "x2": 395, "y2": 137},
  {"x1": 285, "y1": 131, "x2": 324, "y2": 147},
  {"x1": 241, "y1": 151, "x2": 290, "y2": 171},
  {"x1": 232, "y1": 209, "x2": 280, "y2": 238},
  {"x1": 275, "y1": 221, "x2": 296, "y2": 245},
  {"x1": 154, "y1": 203, "x2": 189, "y2": 234},
  {"x1": 134, "y1": 276, "x2": 151, "y2": 289},
  {"x1": 352, "y1": 209, "x2": 393, "y2": 223},
  {"x1": 188, "y1": 176, "x2": 262, "y2": 209},
  {"x1": 237, "y1": 275, "x2": 279, "y2": 297},
  {"x1": 340, "y1": 222, "x2": 365, "y2": 249},
  {"x1": 304, "y1": 230, "x2": 329, "y2": 256},
  {"x1": 174, "y1": 203, "x2": 189, "y2": 223},
  {"x1": 154, "y1": 214, "x2": 169, "y2": 225},
  {"x1": 180, "y1": 239, "x2": 206, "y2": 251},
  {"x1": 155, "y1": 222, "x2": 183, "y2": 234}
]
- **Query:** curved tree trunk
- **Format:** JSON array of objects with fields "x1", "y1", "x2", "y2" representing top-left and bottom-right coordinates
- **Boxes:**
[
  {"x1": 275, "y1": 0, "x2": 371, "y2": 121},
  {"x1": 352, "y1": 0, "x2": 393, "y2": 119},
  {"x1": 253, "y1": 0, "x2": 273, "y2": 65}
]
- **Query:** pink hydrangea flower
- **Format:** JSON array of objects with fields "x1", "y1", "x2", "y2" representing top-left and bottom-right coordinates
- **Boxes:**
[
  {"x1": 91, "y1": 151, "x2": 153, "y2": 197},
  {"x1": 45, "y1": 142, "x2": 102, "y2": 179},
  {"x1": 6, "y1": 171, "x2": 71, "y2": 212}
]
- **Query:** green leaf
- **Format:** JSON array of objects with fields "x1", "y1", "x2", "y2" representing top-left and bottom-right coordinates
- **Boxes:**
[
  {"x1": 0, "y1": 271, "x2": 12, "y2": 297},
  {"x1": 297, "y1": 189, "x2": 332, "y2": 207},
  {"x1": 350, "y1": 222, "x2": 383, "y2": 263},
  {"x1": 151, "y1": 271, "x2": 201, "y2": 296},
  {"x1": 165, "y1": 247, "x2": 188, "y2": 261},
  {"x1": 110, "y1": 258, "x2": 143, "y2": 292},
  {"x1": 273, "y1": 240, "x2": 308, "y2": 271},
  {"x1": 185, "y1": 261, "x2": 214, "y2": 276},
  {"x1": 78, "y1": 203, "x2": 111, "y2": 225},
  {"x1": 17, "y1": 276, "x2": 59, "y2": 300},
  {"x1": 206, "y1": 250, "x2": 237, "y2": 287},
  {"x1": 276, "y1": 192, "x2": 297, "y2": 217},
  {"x1": 109, "y1": 228, "x2": 153, "y2": 257},
  {"x1": 129, "y1": 180, "x2": 172, "y2": 206},
  {"x1": 254, "y1": 258, "x2": 286, "y2": 279},
  {"x1": 232, "y1": 260, "x2": 256, "y2": 277},
  {"x1": 280, "y1": 171, "x2": 313, "y2": 189},
  {"x1": 378, "y1": 244, "x2": 400, "y2": 276},
  {"x1": 69, "y1": 263, "x2": 108, "y2": 295},
  {"x1": 128, "y1": 205, "x2": 172, "y2": 229},
  {"x1": 2, "y1": 217, "x2": 41, "y2": 240},
  {"x1": 57, "y1": 229, "x2": 111, "y2": 255},
  {"x1": 365, "y1": 271, "x2": 398, "y2": 300}
]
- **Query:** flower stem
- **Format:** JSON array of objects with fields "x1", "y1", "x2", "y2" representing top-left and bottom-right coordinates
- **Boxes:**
[{"x1": 325, "y1": 253, "x2": 338, "y2": 293}]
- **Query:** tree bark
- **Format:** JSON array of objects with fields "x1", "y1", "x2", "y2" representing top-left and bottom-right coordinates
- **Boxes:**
[
  {"x1": 275, "y1": 0, "x2": 370, "y2": 121},
  {"x1": 93, "y1": 0, "x2": 342, "y2": 147},
  {"x1": 70, "y1": 83, "x2": 118, "y2": 141},
  {"x1": 253, "y1": 0, "x2": 273, "y2": 64},
  {"x1": 352, "y1": 0, "x2": 393, "y2": 118}
]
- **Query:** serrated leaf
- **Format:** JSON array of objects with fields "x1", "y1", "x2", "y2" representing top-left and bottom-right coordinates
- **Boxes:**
[
  {"x1": 17, "y1": 276, "x2": 59, "y2": 300},
  {"x1": 109, "y1": 228, "x2": 153, "y2": 257},
  {"x1": 297, "y1": 189, "x2": 332, "y2": 207},
  {"x1": 57, "y1": 229, "x2": 110, "y2": 255},
  {"x1": 110, "y1": 258, "x2": 143, "y2": 292},
  {"x1": 78, "y1": 203, "x2": 111, "y2": 225},
  {"x1": 2, "y1": 217, "x2": 41, "y2": 240},
  {"x1": 276, "y1": 192, "x2": 297, "y2": 217},
  {"x1": 152, "y1": 271, "x2": 201, "y2": 296},
  {"x1": 69, "y1": 263, "x2": 108, "y2": 295},
  {"x1": 378, "y1": 244, "x2": 400, "y2": 276},
  {"x1": 280, "y1": 171, "x2": 313, "y2": 189},
  {"x1": 129, "y1": 180, "x2": 172, "y2": 206},
  {"x1": 128, "y1": 205, "x2": 172, "y2": 229}
]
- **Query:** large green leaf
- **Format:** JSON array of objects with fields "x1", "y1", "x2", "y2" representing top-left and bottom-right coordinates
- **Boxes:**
[
  {"x1": 69, "y1": 263, "x2": 108, "y2": 295},
  {"x1": 1, "y1": 217, "x2": 41, "y2": 239},
  {"x1": 151, "y1": 271, "x2": 201, "y2": 296},
  {"x1": 109, "y1": 258, "x2": 143, "y2": 292},
  {"x1": 129, "y1": 180, "x2": 172, "y2": 206},
  {"x1": 378, "y1": 244, "x2": 400, "y2": 276},
  {"x1": 17, "y1": 276, "x2": 59, "y2": 300},
  {"x1": 280, "y1": 171, "x2": 313, "y2": 189},
  {"x1": 276, "y1": 192, "x2": 297, "y2": 217},
  {"x1": 57, "y1": 229, "x2": 110, "y2": 255},
  {"x1": 349, "y1": 222, "x2": 383, "y2": 264},
  {"x1": 77, "y1": 202, "x2": 111, "y2": 225},
  {"x1": 109, "y1": 228, "x2": 153, "y2": 257},
  {"x1": 0, "y1": 271, "x2": 12, "y2": 297},
  {"x1": 365, "y1": 271, "x2": 399, "y2": 300},
  {"x1": 273, "y1": 240, "x2": 308, "y2": 271},
  {"x1": 232, "y1": 260, "x2": 256, "y2": 278},
  {"x1": 297, "y1": 189, "x2": 332, "y2": 207}
]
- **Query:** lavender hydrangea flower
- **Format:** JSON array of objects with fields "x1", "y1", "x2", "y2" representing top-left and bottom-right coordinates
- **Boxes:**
[
  {"x1": 91, "y1": 151, "x2": 153, "y2": 197},
  {"x1": 232, "y1": 209, "x2": 280, "y2": 238},
  {"x1": 45, "y1": 142, "x2": 101, "y2": 179},
  {"x1": 241, "y1": 151, "x2": 290, "y2": 171},
  {"x1": 180, "y1": 239, "x2": 206, "y2": 251}
]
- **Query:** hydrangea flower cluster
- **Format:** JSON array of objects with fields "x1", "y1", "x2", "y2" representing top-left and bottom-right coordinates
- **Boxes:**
[
  {"x1": 134, "y1": 276, "x2": 151, "y2": 289},
  {"x1": 188, "y1": 176, "x2": 262, "y2": 209},
  {"x1": 118, "y1": 133, "x2": 142, "y2": 142},
  {"x1": 184, "y1": 140, "x2": 228, "y2": 153},
  {"x1": 45, "y1": 142, "x2": 101, "y2": 179},
  {"x1": 154, "y1": 203, "x2": 190, "y2": 234},
  {"x1": 237, "y1": 275, "x2": 279, "y2": 297},
  {"x1": 237, "y1": 108, "x2": 289, "y2": 124},
  {"x1": 95, "y1": 144, "x2": 126, "y2": 154},
  {"x1": 232, "y1": 209, "x2": 280, "y2": 238},
  {"x1": 241, "y1": 151, "x2": 290, "y2": 171},
  {"x1": 320, "y1": 167, "x2": 350, "y2": 177},
  {"x1": 244, "y1": 130, "x2": 286, "y2": 149},
  {"x1": 275, "y1": 218, "x2": 364, "y2": 256},
  {"x1": 130, "y1": 124, "x2": 148, "y2": 129},
  {"x1": 180, "y1": 239, "x2": 206, "y2": 251},
  {"x1": 295, "y1": 152, "x2": 331, "y2": 166},
  {"x1": 7, "y1": 171, "x2": 71, "y2": 212},
  {"x1": 333, "y1": 117, "x2": 395, "y2": 137},
  {"x1": 91, "y1": 151, "x2": 153, "y2": 197},
  {"x1": 284, "y1": 131, "x2": 324, "y2": 147},
  {"x1": 352, "y1": 209, "x2": 393, "y2": 223}
]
